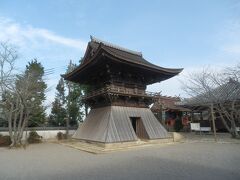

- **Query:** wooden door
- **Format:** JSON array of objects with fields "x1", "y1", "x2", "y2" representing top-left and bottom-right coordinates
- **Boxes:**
[{"x1": 130, "y1": 117, "x2": 149, "y2": 139}]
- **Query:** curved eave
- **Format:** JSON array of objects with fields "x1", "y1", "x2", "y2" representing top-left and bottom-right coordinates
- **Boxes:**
[
  {"x1": 101, "y1": 46, "x2": 183, "y2": 77},
  {"x1": 101, "y1": 45, "x2": 183, "y2": 75},
  {"x1": 62, "y1": 45, "x2": 183, "y2": 82},
  {"x1": 62, "y1": 44, "x2": 104, "y2": 81}
]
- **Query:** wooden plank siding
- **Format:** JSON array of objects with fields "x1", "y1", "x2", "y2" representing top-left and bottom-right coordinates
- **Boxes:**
[{"x1": 73, "y1": 106, "x2": 170, "y2": 143}]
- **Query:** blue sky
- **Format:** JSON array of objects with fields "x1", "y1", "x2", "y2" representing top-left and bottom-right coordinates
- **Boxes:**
[{"x1": 0, "y1": 0, "x2": 240, "y2": 106}]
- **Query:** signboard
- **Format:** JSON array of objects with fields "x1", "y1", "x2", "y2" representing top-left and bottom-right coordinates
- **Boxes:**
[{"x1": 190, "y1": 123, "x2": 200, "y2": 131}]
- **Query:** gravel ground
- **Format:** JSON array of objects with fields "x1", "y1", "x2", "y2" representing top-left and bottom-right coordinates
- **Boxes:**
[{"x1": 0, "y1": 142, "x2": 240, "y2": 180}]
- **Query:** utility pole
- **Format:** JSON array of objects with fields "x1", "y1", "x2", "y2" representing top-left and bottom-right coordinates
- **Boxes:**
[
  {"x1": 210, "y1": 103, "x2": 217, "y2": 142},
  {"x1": 65, "y1": 117, "x2": 69, "y2": 139},
  {"x1": 66, "y1": 82, "x2": 70, "y2": 139}
]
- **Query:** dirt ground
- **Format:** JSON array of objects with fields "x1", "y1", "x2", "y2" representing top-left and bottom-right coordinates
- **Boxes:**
[{"x1": 0, "y1": 139, "x2": 240, "y2": 180}]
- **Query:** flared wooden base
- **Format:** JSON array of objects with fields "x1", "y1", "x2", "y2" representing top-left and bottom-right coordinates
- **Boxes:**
[{"x1": 73, "y1": 106, "x2": 170, "y2": 143}]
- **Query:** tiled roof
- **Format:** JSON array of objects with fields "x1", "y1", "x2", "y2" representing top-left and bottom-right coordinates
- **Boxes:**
[
  {"x1": 88, "y1": 36, "x2": 183, "y2": 73},
  {"x1": 151, "y1": 96, "x2": 190, "y2": 112},
  {"x1": 62, "y1": 36, "x2": 183, "y2": 82},
  {"x1": 90, "y1": 36, "x2": 142, "y2": 56},
  {"x1": 183, "y1": 80, "x2": 240, "y2": 106}
]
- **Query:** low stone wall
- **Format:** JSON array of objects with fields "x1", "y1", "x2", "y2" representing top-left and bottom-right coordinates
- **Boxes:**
[
  {"x1": 173, "y1": 132, "x2": 185, "y2": 142},
  {"x1": 0, "y1": 130, "x2": 76, "y2": 140}
]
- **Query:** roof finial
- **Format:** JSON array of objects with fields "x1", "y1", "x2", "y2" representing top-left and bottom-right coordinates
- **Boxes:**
[
  {"x1": 90, "y1": 36, "x2": 143, "y2": 56},
  {"x1": 90, "y1": 35, "x2": 93, "y2": 41}
]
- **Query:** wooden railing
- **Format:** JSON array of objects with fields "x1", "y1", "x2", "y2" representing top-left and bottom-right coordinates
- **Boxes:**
[{"x1": 82, "y1": 85, "x2": 160, "y2": 100}]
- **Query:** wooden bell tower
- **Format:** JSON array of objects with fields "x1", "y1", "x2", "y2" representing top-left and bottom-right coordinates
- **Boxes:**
[{"x1": 63, "y1": 36, "x2": 183, "y2": 143}]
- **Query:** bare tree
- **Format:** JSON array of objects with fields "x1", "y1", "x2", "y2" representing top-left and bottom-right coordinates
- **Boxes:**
[
  {"x1": 0, "y1": 42, "x2": 43, "y2": 147},
  {"x1": 0, "y1": 42, "x2": 17, "y2": 91},
  {"x1": 182, "y1": 64, "x2": 240, "y2": 138},
  {"x1": 0, "y1": 42, "x2": 17, "y2": 130}
]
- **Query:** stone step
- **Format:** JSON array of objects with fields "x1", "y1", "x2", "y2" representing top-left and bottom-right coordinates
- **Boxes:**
[{"x1": 58, "y1": 138, "x2": 174, "y2": 154}]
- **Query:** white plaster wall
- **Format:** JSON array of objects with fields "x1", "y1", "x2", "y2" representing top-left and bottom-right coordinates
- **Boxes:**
[{"x1": 0, "y1": 130, "x2": 76, "y2": 140}]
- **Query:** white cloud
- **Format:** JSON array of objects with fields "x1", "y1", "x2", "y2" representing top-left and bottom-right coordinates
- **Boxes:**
[
  {"x1": 0, "y1": 16, "x2": 88, "y2": 114},
  {"x1": 220, "y1": 20, "x2": 240, "y2": 55},
  {"x1": 223, "y1": 44, "x2": 240, "y2": 54},
  {"x1": 147, "y1": 68, "x2": 192, "y2": 98},
  {"x1": 147, "y1": 65, "x2": 226, "y2": 98},
  {"x1": 0, "y1": 17, "x2": 87, "y2": 50}
]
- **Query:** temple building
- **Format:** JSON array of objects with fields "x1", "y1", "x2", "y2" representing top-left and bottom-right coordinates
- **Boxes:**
[
  {"x1": 62, "y1": 36, "x2": 183, "y2": 143},
  {"x1": 151, "y1": 96, "x2": 191, "y2": 131}
]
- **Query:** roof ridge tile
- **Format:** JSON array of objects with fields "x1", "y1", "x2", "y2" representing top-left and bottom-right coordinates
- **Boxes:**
[{"x1": 90, "y1": 35, "x2": 143, "y2": 57}]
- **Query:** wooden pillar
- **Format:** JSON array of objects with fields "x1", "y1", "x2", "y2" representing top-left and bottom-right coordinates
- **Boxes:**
[
  {"x1": 210, "y1": 104, "x2": 217, "y2": 142},
  {"x1": 200, "y1": 112, "x2": 203, "y2": 135}
]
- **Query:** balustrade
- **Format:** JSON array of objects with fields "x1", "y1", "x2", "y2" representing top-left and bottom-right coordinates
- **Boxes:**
[{"x1": 82, "y1": 85, "x2": 160, "y2": 99}]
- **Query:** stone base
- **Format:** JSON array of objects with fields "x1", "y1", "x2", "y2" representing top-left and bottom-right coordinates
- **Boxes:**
[{"x1": 60, "y1": 137, "x2": 174, "y2": 154}]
